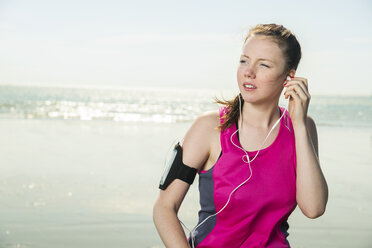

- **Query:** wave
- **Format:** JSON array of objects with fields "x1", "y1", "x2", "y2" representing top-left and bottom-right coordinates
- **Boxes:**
[{"x1": 1, "y1": 85, "x2": 371, "y2": 127}]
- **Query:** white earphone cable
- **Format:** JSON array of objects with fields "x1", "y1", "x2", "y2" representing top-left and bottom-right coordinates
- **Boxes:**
[{"x1": 189, "y1": 92, "x2": 290, "y2": 248}]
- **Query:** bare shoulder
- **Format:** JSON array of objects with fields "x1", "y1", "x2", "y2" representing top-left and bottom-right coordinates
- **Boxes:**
[
  {"x1": 182, "y1": 110, "x2": 220, "y2": 170},
  {"x1": 185, "y1": 110, "x2": 220, "y2": 138},
  {"x1": 153, "y1": 110, "x2": 221, "y2": 213},
  {"x1": 195, "y1": 110, "x2": 220, "y2": 128}
]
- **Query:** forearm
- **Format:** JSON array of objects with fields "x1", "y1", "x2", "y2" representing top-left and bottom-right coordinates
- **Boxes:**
[
  {"x1": 294, "y1": 124, "x2": 328, "y2": 218},
  {"x1": 153, "y1": 204, "x2": 190, "y2": 248}
]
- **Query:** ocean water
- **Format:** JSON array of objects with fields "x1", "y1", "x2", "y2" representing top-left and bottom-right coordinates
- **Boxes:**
[
  {"x1": 1, "y1": 85, "x2": 372, "y2": 248},
  {"x1": 1, "y1": 85, "x2": 372, "y2": 127}
]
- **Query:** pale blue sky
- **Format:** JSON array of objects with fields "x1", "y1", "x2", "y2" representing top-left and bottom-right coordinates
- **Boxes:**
[{"x1": 0, "y1": 0, "x2": 371, "y2": 95}]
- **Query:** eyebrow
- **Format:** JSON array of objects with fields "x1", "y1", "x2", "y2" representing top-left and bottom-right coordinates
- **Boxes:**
[{"x1": 241, "y1": 54, "x2": 274, "y2": 63}]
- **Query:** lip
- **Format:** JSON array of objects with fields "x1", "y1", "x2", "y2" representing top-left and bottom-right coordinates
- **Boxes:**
[{"x1": 243, "y1": 82, "x2": 257, "y2": 91}]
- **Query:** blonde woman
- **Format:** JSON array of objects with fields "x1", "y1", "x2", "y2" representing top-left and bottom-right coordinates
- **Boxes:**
[{"x1": 153, "y1": 23, "x2": 328, "y2": 248}]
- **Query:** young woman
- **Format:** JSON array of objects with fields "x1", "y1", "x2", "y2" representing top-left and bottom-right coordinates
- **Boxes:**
[{"x1": 153, "y1": 23, "x2": 328, "y2": 248}]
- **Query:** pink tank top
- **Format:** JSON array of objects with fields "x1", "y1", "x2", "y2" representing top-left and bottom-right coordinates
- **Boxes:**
[{"x1": 189, "y1": 106, "x2": 297, "y2": 248}]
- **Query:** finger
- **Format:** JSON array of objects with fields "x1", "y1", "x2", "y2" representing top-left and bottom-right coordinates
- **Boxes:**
[
  {"x1": 285, "y1": 87, "x2": 307, "y2": 103},
  {"x1": 285, "y1": 80, "x2": 310, "y2": 98},
  {"x1": 284, "y1": 89, "x2": 301, "y2": 101},
  {"x1": 285, "y1": 85, "x2": 308, "y2": 101},
  {"x1": 290, "y1": 77, "x2": 308, "y2": 88}
]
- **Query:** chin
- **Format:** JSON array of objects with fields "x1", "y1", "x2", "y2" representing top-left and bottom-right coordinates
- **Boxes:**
[
  {"x1": 240, "y1": 94, "x2": 255, "y2": 103},
  {"x1": 241, "y1": 94, "x2": 273, "y2": 105}
]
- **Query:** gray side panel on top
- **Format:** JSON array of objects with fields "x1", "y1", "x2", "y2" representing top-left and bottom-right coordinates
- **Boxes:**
[
  {"x1": 280, "y1": 219, "x2": 291, "y2": 246},
  {"x1": 188, "y1": 167, "x2": 216, "y2": 247}
]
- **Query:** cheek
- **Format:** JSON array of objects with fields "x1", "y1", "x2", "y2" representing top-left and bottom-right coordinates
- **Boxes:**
[
  {"x1": 259, "y1": 71, "x2": 283, "y2": 85},
  {"x1": 237, "y1": 67, "x2": 244, "y2": 79},
  {"x1": 259, "y1": 75, "x2": 277, "y2": 86}
]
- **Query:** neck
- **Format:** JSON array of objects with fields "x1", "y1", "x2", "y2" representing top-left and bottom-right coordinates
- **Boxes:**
[{"x1": 239, "y1": 100, "x2": 280, "y2": 129}]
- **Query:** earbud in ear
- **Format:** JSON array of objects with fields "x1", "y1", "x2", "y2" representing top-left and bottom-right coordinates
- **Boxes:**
[{"x1": 283, "y1": 75, "x2": 291, "y2": 85}]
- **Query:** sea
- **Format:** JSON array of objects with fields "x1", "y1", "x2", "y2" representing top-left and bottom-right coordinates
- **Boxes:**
[
  {"x1": 1, "y1": 84, "x2": 371, "y2": 127},
  {"x1": 0, "y1": 84, "x2": 371, "y2": 248}
]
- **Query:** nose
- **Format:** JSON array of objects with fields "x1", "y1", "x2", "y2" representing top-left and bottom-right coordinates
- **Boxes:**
[{"x1": 244, "y1": 64, "x2": 256, "y2": 79}]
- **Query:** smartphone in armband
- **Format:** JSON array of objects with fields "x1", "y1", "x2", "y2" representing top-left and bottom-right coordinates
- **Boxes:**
[{"x1": 159, "y1": 141, "x2": 197, "y2": 190}]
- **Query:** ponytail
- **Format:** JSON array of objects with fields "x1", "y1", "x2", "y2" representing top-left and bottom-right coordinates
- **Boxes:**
[{"x1": 215, "y1": 93, "x2": 243, "y2": 130}]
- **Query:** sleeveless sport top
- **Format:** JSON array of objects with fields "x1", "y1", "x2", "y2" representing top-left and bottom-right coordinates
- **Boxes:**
[{"x1": 188, "y1": 106, "x2": 297, "y2": 248}]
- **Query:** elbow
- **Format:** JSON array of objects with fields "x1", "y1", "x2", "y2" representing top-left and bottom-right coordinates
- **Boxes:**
[
  {"x1": 305, "y1": 210, "x2": 325, "y2": 219},
  {"x1": 298, "y1": 197, "x2": 328, "y2": 219},
  {"x1": 298, "y1": 186, "x2": 329, "y2": 219},
  {"x1": 302, "y1": 205, "x2": 326, "y2": 219}
]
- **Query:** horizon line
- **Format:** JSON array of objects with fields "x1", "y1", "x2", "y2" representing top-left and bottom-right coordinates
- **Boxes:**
[{"x1": 1, "y1": 82, "x2": 371, "y2": 98}]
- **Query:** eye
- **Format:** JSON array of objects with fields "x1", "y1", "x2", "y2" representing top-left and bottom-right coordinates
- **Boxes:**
[
  {"x1": 260, "y1": 64, "x2": 270, "y2": 68},
  {"x1": 239, "y1": 60, "x2": 246, "y2": 64}
]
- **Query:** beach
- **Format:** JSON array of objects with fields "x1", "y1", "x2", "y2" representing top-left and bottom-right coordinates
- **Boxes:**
[
  {"x1": 0, "y1": 118, "x2": 371, "y2": 248},
  {"x1": 0, "y1": 85, "x2": 372, "y2": 247}
]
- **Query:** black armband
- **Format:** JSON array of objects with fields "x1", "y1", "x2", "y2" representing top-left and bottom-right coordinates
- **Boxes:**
[{"x1": 159, "y1": 142, "x2": 197, "y2": 190}]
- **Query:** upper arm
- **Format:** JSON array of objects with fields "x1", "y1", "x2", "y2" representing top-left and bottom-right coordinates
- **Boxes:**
[
  {"x1": 182, "y1": 111, "x2": 219, "y2": 170},
  {"x1": 154, "y1": 111, "x2": 220, "y2": 213},
  {"x1": 307, "y1": 115, "x2": 318, "y2": 157}
]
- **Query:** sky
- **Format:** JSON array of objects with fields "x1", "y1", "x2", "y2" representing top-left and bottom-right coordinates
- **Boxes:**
[{"x1": 0, "y1": 0, "x2": 371, "y2": 95}]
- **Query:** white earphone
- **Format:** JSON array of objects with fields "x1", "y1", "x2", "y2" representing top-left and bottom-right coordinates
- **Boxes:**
[{"x1": 187, "y1": 77, "x2": 292, "y2": 248}]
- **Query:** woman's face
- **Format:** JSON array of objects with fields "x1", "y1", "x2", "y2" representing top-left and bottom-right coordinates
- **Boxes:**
[{"x1": 237, "y1": 35, "x2": 290, "y2": 104}]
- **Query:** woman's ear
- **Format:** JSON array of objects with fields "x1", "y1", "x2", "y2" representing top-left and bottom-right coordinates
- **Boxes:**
[{"x1": 288, "y1": 69, "x2": 296, "y2": 78}]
